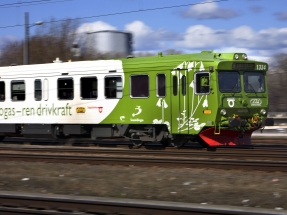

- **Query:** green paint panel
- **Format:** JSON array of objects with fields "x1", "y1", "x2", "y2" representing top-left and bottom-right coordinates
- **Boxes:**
[{"x1": 101, "y1": 51, "x2": 270, "y2": 135}]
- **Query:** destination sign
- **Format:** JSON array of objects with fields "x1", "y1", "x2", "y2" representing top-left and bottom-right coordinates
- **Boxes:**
[{"x1": 232, "y1": 63, "x2": 255, "y2": 71}]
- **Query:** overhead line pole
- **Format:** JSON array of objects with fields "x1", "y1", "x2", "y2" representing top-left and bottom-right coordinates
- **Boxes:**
[
  {"x1": 24, "y1": 12, "x2": 29, "y2": 65},
  {"x1": 23, "y1": 12, "x2": 43, "y2": 65}
]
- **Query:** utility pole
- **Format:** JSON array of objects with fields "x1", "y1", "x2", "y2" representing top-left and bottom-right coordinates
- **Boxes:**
[
  {"x1": 23, "y1": 12, "x2": 43, "y2": 65},
  {"x1": 24, "y1": 12, "x2": 29, "y2": 65}
]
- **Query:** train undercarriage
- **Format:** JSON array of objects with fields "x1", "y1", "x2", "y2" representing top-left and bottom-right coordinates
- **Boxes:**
[{"x1": 0, "y1": 119, "x2": 274, "y2": 148}]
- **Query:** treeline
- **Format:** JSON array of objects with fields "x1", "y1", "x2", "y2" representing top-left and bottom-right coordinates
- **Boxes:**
[
  {"x1": 1, "y1": 19, "x2": 80, "y2": 66},
  {"x1": 0, "y1": 19, "x2": 108, "y2": 66},
  {"x1": 267, "y1": 54, "x2": 287, "y2": 112}
]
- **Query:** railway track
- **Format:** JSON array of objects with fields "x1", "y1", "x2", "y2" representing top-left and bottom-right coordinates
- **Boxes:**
[
  {"x1": 0, "y1": 151, "x2": 286, "y2": 171},
  {"x1": 0, "y1": 192, "x2": 286, "y2": 215},
  {"x1": 1, "y1": 136, "x2": 287, "y2": 146},
  {"x1": 1, "y1": 145, "x2": 287, "y2": 161}
]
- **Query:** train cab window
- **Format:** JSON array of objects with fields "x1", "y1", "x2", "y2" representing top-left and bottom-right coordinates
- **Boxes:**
[
  {"x1": 105, "y1": 76, "x2": 122, "y2": 99},
  {"x1": 0, "y1": 81, "x2": 5, "y2": 101},
  {"x1": 58, "y1": 78, "x2": 74, "y2": 100},
  {"x1": 243, "y1": 72, "x2": 265, "y2": 93},
  {"x1": 11, "y1": 81, "x2": 25, "y2": 101},
  {"x1": 219, "y1": 71, "x2": 241, "y2": 93},
  {"x1": 130, "y1": 75, "x2": 149, "y2": 98},
  {"x1": 157, "y1": 74, "x2": 166, "y2": 97},
  {"x1": 34, "y1": 79, "x2": 42, "y2": 101},
  {"x1": 80, "y1": 77, "x2": 98, "y2": 99},
  {"x1": 195, "y1": 72, "x2": 210, "y2": 94}
]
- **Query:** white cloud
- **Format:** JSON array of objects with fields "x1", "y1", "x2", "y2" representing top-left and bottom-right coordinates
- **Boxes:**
[
  {"x1": 175, "y1": 25, "x2": 226, "y2": 48},
  {"x1": 76, "y1": 20, "x2": 287, "y2": 61},
  {"x1": 75, "y1": 21, "x2": 118, "y2": 54},
  {"x1": 181, "y1": 1, "x2": 239, "y2": 19},
  {"x1": 215, "y1": 47, "x2": 250, "y2": 54},
  {"x1": 77, "y1": 21, "x2": 117, "y2": 34},
  {"x1": 175, "y1": 25, "x2": 287, "y2": 55},
  {"x1": 124, "y1": 21, "x2": 155, "y2": 50},
  {"x1": 249, "y1": 5, "x2": 263, "y2": 13},
  {"x1": 249, "y1": 56, "x2": 271, "y2": 63},
  {"x1": 124, "y1": 20, "x2": 179, "y2": 50},
  {"x1": 274, "y1": 11, "x2": 287, "y2": 21},
  {"x1": 125, "y1": 21, "x2": 152, "y2": 38}
]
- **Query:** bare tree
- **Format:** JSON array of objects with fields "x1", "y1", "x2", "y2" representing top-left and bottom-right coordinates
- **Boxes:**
[
  {"x1": 30, "y1": 18, "x2": 83, "y2": 64},
  {"x1": 267, "y1": 54, "x2": 287, "y2": 112},
  {"x1": 0, "y1": 40, "x2": 23, "y2": 66},
  {"x1": 0, "y1": 18, "x2": 115, "y2": 66}
]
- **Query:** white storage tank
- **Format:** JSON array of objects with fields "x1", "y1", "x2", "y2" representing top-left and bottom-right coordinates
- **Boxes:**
[{"x1": 87, "y1": 30, "x2": 133, "y2": 57}]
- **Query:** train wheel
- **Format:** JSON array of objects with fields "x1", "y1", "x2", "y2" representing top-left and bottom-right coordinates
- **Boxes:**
[
  {"x1": 160, "y1": 139, "x2": 171, "y2": 147},
  {"x1": 171, "y1": 136, "x2": 186, "y2": 148},
  {"x1": 133, "y1": 140, "x2": 144, "y2": 149},
  {"x1": 0, "y1": 136, "x2": 5, "y2": 142}
]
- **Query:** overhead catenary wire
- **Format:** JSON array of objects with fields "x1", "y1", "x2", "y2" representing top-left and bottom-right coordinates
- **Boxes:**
[
  {"x1": 0, "y1": 0, "x2": 228, "y2": 29},
  {"x1": 0, "y1": 0, "x2": 70, "y2": 8},
  {"x1": 0, "y1": 0, "x2": 72, "y2": 9}
]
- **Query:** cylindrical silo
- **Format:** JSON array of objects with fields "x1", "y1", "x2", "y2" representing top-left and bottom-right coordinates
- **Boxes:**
[{"x1": 87, "y1": 30, "x2": 133, "y2": 57}]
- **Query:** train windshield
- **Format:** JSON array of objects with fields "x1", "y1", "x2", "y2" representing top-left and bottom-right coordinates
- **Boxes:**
[
  {"x1": 243, "y1": 72, "x2": 265, "y2": 93},
  {"x1": 218, "y1": 71, "x2": 241, "y2": 93}
]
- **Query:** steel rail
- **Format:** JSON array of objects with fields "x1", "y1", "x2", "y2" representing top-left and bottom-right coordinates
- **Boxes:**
[
  {"x1": 1, "y1": 136, "x2": 287, "y2": 146},
  {"x1": 1, "y1": 146, "x2": 287, "y2": 161},
  {"x1": 0, "y1": 192, "x2": 286, "y2": 215},
  {"x1": 0, "y1": 152, "x2": 286, "y2": 171}
]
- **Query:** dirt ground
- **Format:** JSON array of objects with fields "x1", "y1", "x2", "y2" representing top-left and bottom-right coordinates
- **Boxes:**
[{"x1": 0, "y1": 161, "x2": 286, "y2": 211}]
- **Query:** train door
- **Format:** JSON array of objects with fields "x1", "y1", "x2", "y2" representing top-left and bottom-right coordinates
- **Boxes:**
[
  {"x1": 171, "y1": 69, "x2": 189, "y2": 134},
  {"x1": 43, "y1": 78, "x2": 49, "y2": 101}
]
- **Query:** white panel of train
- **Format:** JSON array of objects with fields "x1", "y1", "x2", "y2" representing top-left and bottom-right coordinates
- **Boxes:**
[{"x1": 0, "y1": 60, "x2": 124, "y2": 124}]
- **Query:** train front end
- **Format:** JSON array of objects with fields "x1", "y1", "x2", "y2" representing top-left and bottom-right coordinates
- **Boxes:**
[{"x1": 199, "y1": 53, "x2": 274, "y2": 146}]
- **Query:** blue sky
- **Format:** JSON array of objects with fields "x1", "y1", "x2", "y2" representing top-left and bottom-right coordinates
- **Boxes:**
[{"x1": 0, "y1": 0, "x2": 286, "y2": 63}]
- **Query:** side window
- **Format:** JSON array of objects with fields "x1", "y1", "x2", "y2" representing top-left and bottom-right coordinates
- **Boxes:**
[
  {"x1": 34, "y1": 79, "x2": 42, "y2": 101},
  {"x1": 173, "y1": 76, "x2": 177, "y2": 96},
  {"x1": 81, "y1": 77, "x2": 98, "y2": 99},
  {"x1": 11, "y1": 80, "x2": 25, "y2": 101},
  {"x1": 130, "y1": 75, "x2": 149, "y2": 98},
  {"x1": 58, "y1": 78, "x2": 73, "y2": 100},
  {"x1": 0, "y1": 81, "x2": 5, "y2": 101},
  {"x1": 157, "y1": 74, "x2": 166, "y2": 97},
  {"x1": 182, "y1": 75, "x2": 186, "y2": 96},
  {"x1": 105, "y1": 76, "x2": 122, "y2": 99},
  {"x1": 195, "y1": 72, "x2": 210, "y2": 94}
]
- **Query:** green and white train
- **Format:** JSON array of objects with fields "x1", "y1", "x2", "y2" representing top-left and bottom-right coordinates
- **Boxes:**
[{"x1": 0, "y1": 51, "x2": 274, "y2": 147}]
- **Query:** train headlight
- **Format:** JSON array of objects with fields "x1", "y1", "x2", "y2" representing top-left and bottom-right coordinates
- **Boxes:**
[
  {"x1": 220, "y1": 109, "x2": 227, "y2": 116},
  {"x1": 242, "y1": 54, "x2": 248, "y2": 60},
  {"x1": 234, "y1": 54, "x2": 239, "y2": 60},
  {"x1": 260, "y1": 109, "x2": 266, "y2": 115}
]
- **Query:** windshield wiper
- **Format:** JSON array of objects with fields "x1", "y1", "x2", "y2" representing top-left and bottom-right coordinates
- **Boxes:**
[
  {"x1": 245, "y1": 81, "x2": 258, "y2": 96},
  {"x1": 230, "y1": 82, "x2": 239, "y2": 95}
]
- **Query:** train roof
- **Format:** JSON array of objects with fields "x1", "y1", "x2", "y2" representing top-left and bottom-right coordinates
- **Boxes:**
[{"x1": 0, "y1": 51, "x2": 268, "y2": 78}]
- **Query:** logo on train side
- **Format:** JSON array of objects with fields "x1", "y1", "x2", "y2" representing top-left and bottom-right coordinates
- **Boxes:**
[
  {"x1": 250, "y1": 98, "x2": 262, "y2": 106},
  {"x1": 227, "y1": 98, "x2": 235, "y2": 108},
  {"x1": 87, "y1": 106, "x2": 103, "y2": 113},
  {"x1": 76, "y1": 107, "x2": 86, "y2": 113}
]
